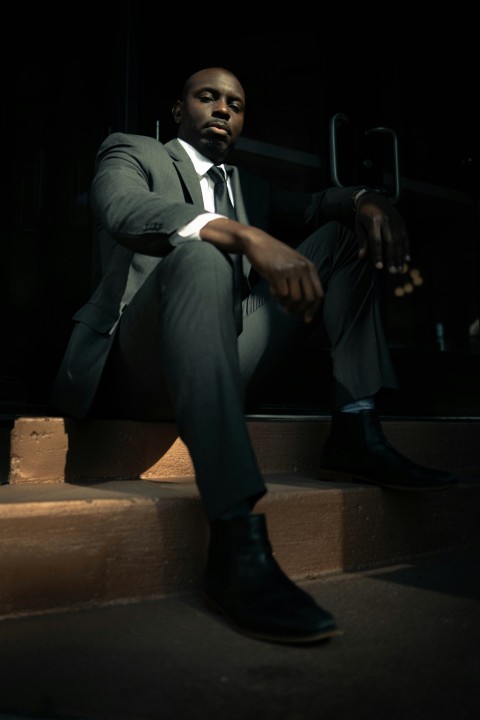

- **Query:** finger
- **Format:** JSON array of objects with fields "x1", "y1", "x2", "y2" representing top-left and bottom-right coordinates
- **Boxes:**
[
  {"x1": 308, "y1": 264, "x2": 325, "y2": 300},
  {"x1": 289, "y1": 268, "x2": 323, "y2": 323},
  {"x1": 278, "y1": 274, "x2": 303, "y2": 316},
  {"x1": 402, "y1": 229, "x2": 411, "y2": 263},
  {"x1": 300, "y1": 266, "x2": 324, "y2": 322},
  {"x1": 270, "y1": 260, "x2": 323, "y2": 321},
  {"x1": 268, "y1": 275, "x2": 289, "y2": 301},
  {"x1": 370, "y1": 216, "x2": 387, "y2": 269},
  {"x1": 303, "y1": 296, "x2": 323, "y2": 323},
  {"x1": 383, "y1": 227, "x2": 407, "y2": 274},
  {"x1": 356, "y1": 217, "x2": 383, "y2": 269}
]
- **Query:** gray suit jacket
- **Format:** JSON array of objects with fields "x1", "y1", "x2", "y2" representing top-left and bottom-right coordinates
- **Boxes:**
[{"x1": 51, "y1": 132, "x2": 357, "y2": 418}]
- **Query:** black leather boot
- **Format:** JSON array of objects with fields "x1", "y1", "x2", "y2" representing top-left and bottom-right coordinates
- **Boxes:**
[
  {"x1": 319, "y1": 410, "x2": 457, "y2": 490},
  {"x1": 204, "y1": 513, "x2": 339, "y2": 644}
]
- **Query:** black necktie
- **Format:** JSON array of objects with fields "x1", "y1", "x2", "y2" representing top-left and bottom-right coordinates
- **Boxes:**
[
  {"x1": 207, "y1": 165, "x2": 236, "y2": 220},
  {"x1": 207, "y1": 165, "x2": 244, "y2": 333}
]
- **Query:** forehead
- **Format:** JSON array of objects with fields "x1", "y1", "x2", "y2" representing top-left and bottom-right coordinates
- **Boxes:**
[{"x1": 187, "y1": 69, "x2": 245, "y2": 101}]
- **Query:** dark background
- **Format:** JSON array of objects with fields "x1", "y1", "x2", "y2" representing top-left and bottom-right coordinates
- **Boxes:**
[{"x1": 2, "y1": 6, "x2": 479, "y2": 416}]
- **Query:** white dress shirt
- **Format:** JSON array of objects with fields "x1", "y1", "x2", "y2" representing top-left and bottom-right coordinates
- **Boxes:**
[{"x1": 169, "y1": 138, "x2": 233, "y2": 246}]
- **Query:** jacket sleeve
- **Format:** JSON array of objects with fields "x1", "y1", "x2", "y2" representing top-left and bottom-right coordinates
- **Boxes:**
[
  {"x1": 268, "y1": 184, "x2": 358, "y2": 242},
  {"x1": 89, "y1": 133, "x2": 205, "y2": 256}
]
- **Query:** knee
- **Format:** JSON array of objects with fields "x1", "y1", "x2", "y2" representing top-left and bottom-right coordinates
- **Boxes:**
[
  {"x1": 311, "y1": 221, "x2": 355, "y2": 249},
  {"x1": 305, "y1": 222, "x2": 359, "y2": 260}
]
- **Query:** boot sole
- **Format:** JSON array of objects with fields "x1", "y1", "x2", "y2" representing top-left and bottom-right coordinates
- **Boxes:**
[
  {"x1": 203, "y1": 594, "x2": 344, "y2": 645},
  {"x1": 318, "y1": 466, "x2": 457, "y2": 491}
]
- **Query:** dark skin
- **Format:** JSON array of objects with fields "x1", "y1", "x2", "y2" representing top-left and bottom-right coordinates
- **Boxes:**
[{"x1": 172, "y1": 67, "x2": 411, "y2": 324}]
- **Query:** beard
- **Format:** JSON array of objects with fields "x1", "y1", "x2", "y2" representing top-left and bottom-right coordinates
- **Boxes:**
[{"x1": 204, "y1": 137, "x2": 229, "y2": 163}]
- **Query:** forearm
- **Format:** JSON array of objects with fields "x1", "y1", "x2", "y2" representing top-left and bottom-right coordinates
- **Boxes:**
[{"x1": 199, "y1": 217, "x2": 265, "y2": 255}]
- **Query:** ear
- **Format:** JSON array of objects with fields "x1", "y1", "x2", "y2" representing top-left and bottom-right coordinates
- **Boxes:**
[{"x1": 172, "y1": 100, "x2": 183, "y2": 125}]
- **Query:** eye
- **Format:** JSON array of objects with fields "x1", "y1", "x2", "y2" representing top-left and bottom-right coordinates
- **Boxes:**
[
  {"x1": 229, "y1": 103, "x2": 243, "y2": 114},
  {"x1": 198, "y1": 93, "x2": 214, "y2": 103}
]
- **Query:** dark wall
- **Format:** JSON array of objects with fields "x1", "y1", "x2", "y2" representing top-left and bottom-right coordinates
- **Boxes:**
[
  {"x1": 2, "y1": 6, "x2": 126, "y2": 411},
  {"x1": 2, "y1": 10, "x2": 479, "y2": 414}
]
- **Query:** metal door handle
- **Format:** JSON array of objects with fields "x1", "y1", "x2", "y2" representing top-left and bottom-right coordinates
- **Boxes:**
[
  {"x1": 329, "y1": 114, "x2": 401, "y2": 202},
  {"x1": 329, "y1": 113, "x2": 350, "y2": 187},
  {"x1": 365, "y1": 126, "x2": 401, "y2": 203}
]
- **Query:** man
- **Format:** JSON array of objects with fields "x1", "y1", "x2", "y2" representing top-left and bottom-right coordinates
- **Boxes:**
[{"x1": 51, "y1": 67, "x2": 456, "y2": 644}]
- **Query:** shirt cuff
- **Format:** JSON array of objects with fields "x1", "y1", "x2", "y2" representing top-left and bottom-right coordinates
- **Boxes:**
[{"x1": 169, "y1": 213, "x2": 225, "y2": 246}]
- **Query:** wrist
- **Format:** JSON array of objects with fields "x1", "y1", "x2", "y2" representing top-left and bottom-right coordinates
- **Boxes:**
[{"x1": 351, "y1": 186, "x2": 387, "y2": 210}]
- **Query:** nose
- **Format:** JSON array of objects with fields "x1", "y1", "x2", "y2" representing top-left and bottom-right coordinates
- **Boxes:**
[{"x1": 213, "y1": 98, "x2": 230, "y2": 116}]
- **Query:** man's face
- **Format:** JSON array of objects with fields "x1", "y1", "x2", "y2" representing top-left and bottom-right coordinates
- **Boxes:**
[{"x1": 173, "y1": 68, "x2": 245, "y2": 163}]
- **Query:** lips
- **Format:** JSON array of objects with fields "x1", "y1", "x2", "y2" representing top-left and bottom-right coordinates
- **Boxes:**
[{"x1": 206, "y1": 122, "x2": 230, "y2": 135}]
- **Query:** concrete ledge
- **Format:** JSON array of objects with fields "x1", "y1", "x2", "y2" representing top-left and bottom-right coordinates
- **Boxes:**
[
  {"x1": 9, "y1": 417, "x2": 194, "y2": 484},
  {"x1": 7, "y1": 415, "x2": 480, "y2": 485},
  {"x1": 8, "y1": 416, "x2": 330, "y2": 484}
]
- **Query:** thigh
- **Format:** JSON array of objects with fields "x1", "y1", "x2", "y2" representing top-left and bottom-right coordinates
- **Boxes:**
[
  {"x1": 238, "y1": 230, "x2": 330, "y2": 401},
  {"x1": 239, "y1": 280, "x2": 313, "y2": 407},
  {"x1": 238, "y1": 222, "x2": 357, "y2": 401},
  {"x1": 96, "y1": 241, "x2": 238, "y2": 420}
]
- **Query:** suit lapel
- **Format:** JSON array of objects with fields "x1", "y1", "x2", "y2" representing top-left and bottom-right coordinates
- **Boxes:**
[{"x1": 164, "y1": 139, "x2": 204, "y2": 206}]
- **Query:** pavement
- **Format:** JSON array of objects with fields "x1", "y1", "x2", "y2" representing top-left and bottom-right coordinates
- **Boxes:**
[
  {"x1": 0, "y1": 543, "x2": 479, "y2": 720},
  {"x1": 1, "y1": 414, "x2": 479, "y2": 720}
]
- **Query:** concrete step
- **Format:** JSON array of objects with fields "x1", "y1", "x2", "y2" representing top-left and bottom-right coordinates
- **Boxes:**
[
  {"x1": 1, "y1": 415, "x2": 479, "y2": 620},
  {"x1": 7, "y1": 414, "x2": 480, "y2": 483},
  {"x1": 1, "y1": 472, "x2": 480, "y2": 620}
]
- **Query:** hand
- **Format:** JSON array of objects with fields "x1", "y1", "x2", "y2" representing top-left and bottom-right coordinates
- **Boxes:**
[
  {"x1": 355, "y1": 192, "x2": 411, "y2": 273},
  {"x1": 201, "y1": 219, "x2": 323, "y2": 323},
  {"x1": 245, "y1": 231, "x2": 324, "y2": 323}
]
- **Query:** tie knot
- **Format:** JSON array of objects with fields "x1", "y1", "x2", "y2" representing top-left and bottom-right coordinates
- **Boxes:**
[{"x1": 207, "y1": 165, "x2": 227, "y2": 184}]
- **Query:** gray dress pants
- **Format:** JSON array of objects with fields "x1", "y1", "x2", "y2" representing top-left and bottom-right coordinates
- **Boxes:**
[{"x1": 95, "y1": 221, "x2": 398, "y2": 520}]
